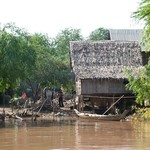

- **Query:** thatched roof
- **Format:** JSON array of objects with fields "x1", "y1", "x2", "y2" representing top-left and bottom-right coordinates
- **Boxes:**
[{"x1": 70, "y1": 41, "x2": 143, "y2": 79}]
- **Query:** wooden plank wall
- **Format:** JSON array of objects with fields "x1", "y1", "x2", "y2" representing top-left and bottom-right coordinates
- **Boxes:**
[{"x1": 80, "y1": 78, "x2": 130, "y2": 95}]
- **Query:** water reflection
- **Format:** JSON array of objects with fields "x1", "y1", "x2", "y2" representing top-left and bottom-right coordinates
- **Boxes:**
[{"x1": 0, "y1": 119, "x2": 150, "y2": 150}]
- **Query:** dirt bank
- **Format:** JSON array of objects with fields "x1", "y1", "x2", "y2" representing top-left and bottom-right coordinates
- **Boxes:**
[{"x1": 0, "y1": 106, "x2": 77, "y2": 121}]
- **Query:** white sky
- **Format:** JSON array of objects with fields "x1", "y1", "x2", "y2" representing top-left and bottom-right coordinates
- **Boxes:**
[{"x1": 0, "y1": 0, "x2": 143, "y2": 38}]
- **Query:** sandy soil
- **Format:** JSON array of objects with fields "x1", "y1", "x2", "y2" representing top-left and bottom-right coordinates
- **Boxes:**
[{"x1": 0, "y1": 106, "x2": 13, "y2": 113}]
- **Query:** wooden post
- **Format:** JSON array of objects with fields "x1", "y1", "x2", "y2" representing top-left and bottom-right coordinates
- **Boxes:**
[
  {"x1": 2, "y1": 94, "x2": 5, "y2": 121},
  {"x1": 123, "y1": 99, "x2": 126, "y2": 111},
  {"x1": 78, "y1": 95, "x2": 81, "y2": 112},
  {"x1": 73, "y1": 92, "x2": 76, "y2": 109},
  {"x1": 91, "y1": 99, "x2": 94, "y2": 114},
  {"x1": 31, "y1": 108, "x2": 34, "y2": 121},
  {"x1": 81, "y1": 95, "x2": 84, "y2": 112}
]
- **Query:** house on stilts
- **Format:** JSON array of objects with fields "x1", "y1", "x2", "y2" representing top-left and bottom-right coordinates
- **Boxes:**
[{"x1": 69, "y1": 29, "x2": 150, "y2": 114}]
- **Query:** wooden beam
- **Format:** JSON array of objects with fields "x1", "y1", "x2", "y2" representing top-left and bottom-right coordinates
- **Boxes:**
[{"x1": 83, "y1": 95, "x2": 135, "y2": 99}]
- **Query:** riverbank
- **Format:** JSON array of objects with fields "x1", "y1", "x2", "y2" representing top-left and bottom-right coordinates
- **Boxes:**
[
  {"x1": 0, "y1": 106, "x2": 78, "y2": 121},
  {"x1": 1, "y1": 106, "x2": 150, "y2": 122},
  {"x1": 130, "y1": 107, "x2": 150, "y2": 121}
]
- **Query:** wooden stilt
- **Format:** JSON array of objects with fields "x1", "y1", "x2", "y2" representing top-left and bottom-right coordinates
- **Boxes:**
[{"x1": 78, "y1": 95, "x2": 81, "y2": 112}]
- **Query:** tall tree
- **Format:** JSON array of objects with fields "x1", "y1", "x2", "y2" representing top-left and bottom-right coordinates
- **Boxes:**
[
  {"x1": 52, "y1": 28, "x2": 83, "y2": 90},
  {"x1": 88, "y1": 27, "x2": 110, "y2": 40},
  {"x1": 0, "y1": 23, "x2": 36, "y2": 94},
  {"x1": 54, "y1": 28, "x2": 83, "y2": 58},
  {"x1": 126, "y1": 0, "x2": 150, "y2": 105},
  {"x1": 133, "y1": 0, "x2": 150, "y2": 51},
  {"x1": 21, "y1": 28, "x2": 83, "y2": 101}
]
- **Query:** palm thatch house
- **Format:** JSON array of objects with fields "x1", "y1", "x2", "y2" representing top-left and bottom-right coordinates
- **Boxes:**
[{"x1": 69, "y1": 29, "x2": 149, "y2": 114}]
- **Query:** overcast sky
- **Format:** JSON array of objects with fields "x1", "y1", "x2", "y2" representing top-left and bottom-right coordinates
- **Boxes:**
[{"x1": 0, "y1": 0, "x2": 143, "y2": 38}]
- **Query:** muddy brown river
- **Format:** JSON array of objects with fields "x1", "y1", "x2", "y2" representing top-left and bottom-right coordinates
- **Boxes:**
[{"x1": 0, "y1": 118, "x2": 150, "y2": 150}]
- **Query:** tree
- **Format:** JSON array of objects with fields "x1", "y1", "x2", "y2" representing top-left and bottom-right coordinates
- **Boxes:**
[
  {"x1": 53, "y1": 28, "x2": 83, "y2": 58},
  {"x1": 51, "y1": 28, "x2": 83, "y2": 91},
  {"x1": 0, "y1": 23, "x2": 36, "y2": 94},
  {"x1": 126, "y1": 0, "x2": 150, "y2": 105},
  {"x1": 133, "y1": 0, "x2": 150, "y2": 51},
  {"x1": 20, "y1": 28, "x2": 83, "y2": 101},
  {"x1": 125, "y1": 67, "x2": 150, "y2": 105},
  {"x1": 88, "y1": 27, "x2": 110, "y2": 40}
]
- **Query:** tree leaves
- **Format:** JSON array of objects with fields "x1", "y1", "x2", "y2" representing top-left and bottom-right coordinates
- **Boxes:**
[
  {"x1": 0, "y1": 23, "x2": 111, "y2": 99},
  {"x1": 125, "y1": 0, "x2": 150, "y2": 105},
  {"x1": 88, "y1": 27, "x2": 110, "y2": 40},
  {"x1": 126, "y1": 63, "x2": 150, "y2": 105},
  {"x1": 0, "y1": 23, "x2": 36, "y2": 93},
  {"x1": 133, "y1": 0, "x2": 150, "y2": 51}
]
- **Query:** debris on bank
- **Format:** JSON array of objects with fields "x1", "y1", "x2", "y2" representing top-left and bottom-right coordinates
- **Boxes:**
[{"x1": 0, "y1": 98, "x2": 77, "y2": 122}]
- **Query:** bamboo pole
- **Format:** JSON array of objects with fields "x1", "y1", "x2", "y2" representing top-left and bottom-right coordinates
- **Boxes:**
[
  {"x1": 37, "y1": 98, "x2": 47, "y2": 113},
  {"x1": 102, "y1": 95, "x2": 124, "y2": 115}
]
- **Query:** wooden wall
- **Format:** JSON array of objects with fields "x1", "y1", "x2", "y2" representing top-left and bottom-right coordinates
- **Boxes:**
[{"x1": 78, "y1": 78, "x2": 131, "y2": 95}]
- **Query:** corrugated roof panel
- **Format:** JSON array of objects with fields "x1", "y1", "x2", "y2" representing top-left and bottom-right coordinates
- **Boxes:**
[{"x1": 109, "y1": 29, "x2": 143, "y2": 41}]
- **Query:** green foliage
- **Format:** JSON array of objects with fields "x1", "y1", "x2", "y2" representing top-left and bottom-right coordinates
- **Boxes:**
[
  {"x1": 143, "y1": 108, "x2": 150, "y2": 120},
  {"x1": 125, "y1": 62, "x2": 150, "y2": 105},
  {"x1": 0, "y1": 23, "x2": 36, "y2": 93},
  {"x1": 0, "y1": 23, "x2": 111, "y2": 101},
  {"x1": 19, "y1": 28, "x2": 83, "y2": 98},
  {"x1": 88, "y1": 27, "x2": 110, "y2": 40},
  {"x1": 132, "y1": 107, "x2": 150, "y2": 121},
  {"x1": 133, "y1": 0, "x2": 150, "y2": 51},
  {"x1": 125, "y1": 0, "x2": 150, "y2": 106},
  {"x1": 49, "y1": 28, "x2": 83, "y2": 88},
  {"x1": 54, "y1": 28, "x2": 83, "y2": 58}
]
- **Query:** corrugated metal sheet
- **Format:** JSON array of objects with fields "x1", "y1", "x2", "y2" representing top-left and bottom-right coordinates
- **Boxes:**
[{"x1": 109, "y1": 29, "x2": 143, "y2": 41}]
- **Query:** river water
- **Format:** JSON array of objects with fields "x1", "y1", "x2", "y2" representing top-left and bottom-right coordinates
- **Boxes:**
[{"x1": 0, "y1": 118, "x2": 150, "y2": 150}]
